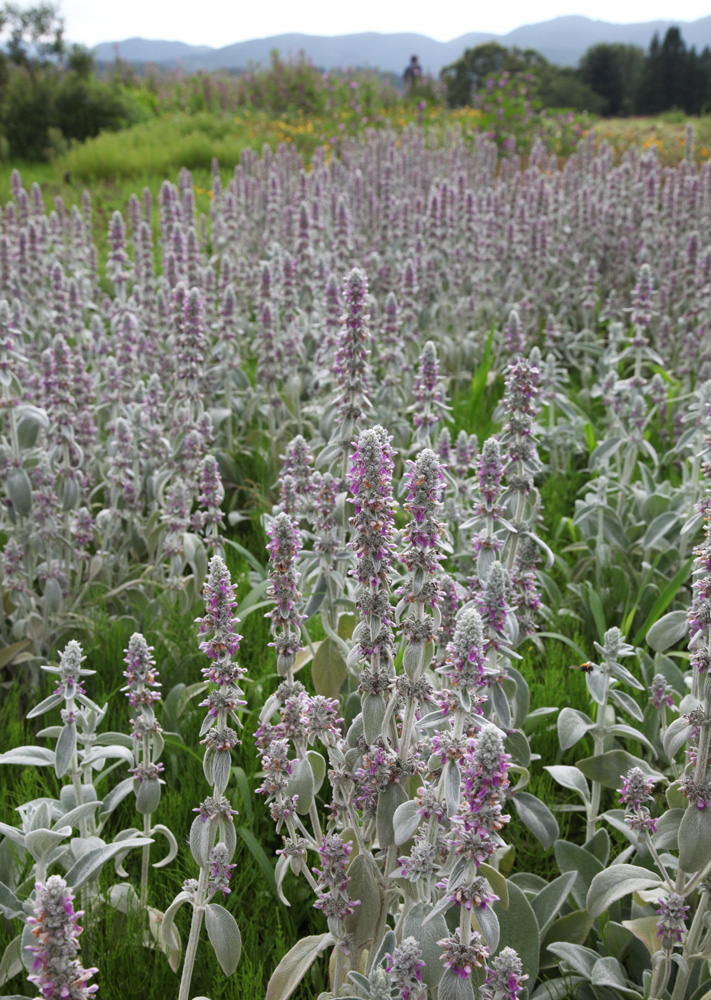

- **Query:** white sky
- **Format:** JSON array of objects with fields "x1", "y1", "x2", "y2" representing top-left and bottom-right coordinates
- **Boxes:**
[{"x1": 35, "y1": 0, "x2": 711, "y2": 47}]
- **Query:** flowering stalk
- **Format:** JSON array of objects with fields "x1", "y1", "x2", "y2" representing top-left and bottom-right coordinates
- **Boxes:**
[
  {"x1": 173, "y1": 556, "x2": 245, "y2": 1000},
  {"x1": 27, "y1": 875, "x2": 98, "y2": 999},
  {"x1": 122, "y1": 632, "x2": 164, "y2": 909}
]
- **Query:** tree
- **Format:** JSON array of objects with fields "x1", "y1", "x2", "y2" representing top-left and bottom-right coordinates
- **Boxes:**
[
  {"x1": 579, "y1": 43, "x2": 644, "y2": 116},
  {"x1": 441, "y1": 43, "x2": 546, "y2": 107},
  {"x1": 0, "y1": 2, "x2": 64, "y2": 73}
]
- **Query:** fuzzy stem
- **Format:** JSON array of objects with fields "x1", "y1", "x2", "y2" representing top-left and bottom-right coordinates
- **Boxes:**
[{"x1": 178, "y1": 866, "x2": 209, "y2": 1000}]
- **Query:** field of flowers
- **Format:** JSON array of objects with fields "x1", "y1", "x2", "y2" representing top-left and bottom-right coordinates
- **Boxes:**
[{"x1": 1, "y1": 122, "x2": 711, "y2": 1000}]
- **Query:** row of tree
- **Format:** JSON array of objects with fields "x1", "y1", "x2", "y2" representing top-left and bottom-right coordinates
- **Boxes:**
[{"x1": 442, "y1": 27, "x2": 711, "y2": 117}]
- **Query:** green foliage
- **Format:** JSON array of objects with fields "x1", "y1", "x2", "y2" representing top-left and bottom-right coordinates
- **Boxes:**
[{"x1": 579, "y1": 43, "x2": 645, "y2": 116}]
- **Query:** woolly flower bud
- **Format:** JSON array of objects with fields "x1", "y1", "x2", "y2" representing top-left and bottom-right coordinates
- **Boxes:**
[
  {"x1": 123, "y1": 632, "x2": 158, "y2": 687},
  {"x1": 27, "y1": 876, "x2": 98, "y2": 999},
  {"x1": 333, "y1": 267, "x2": 371, "y2": 425},
  {"x1": 281, "y1": 435, "x2": 314, "y2": 500},
  {"x1": 52, "y1": 640, "x2": 87, "y2": 698},
  {"x1": 656, "y1": 893, "x2": 689, "y2": 948},
  {"x1": 438, "y1": 929, "x2": 489, "y2": 979},
  {"x1": 401, "y1": 449, "x2": 446, "y2": 582},
  {"x1": 385, "y1": 936, "x2": 426, "y2": 1000},
  {"x1": 618, "y1": 767, "x2": 656, "y2": 810},
  {"x1": 199, "y1": 454, "x2": 225, "y2": 509},
  {"x1": 349, "y1": 425, "x2": 396, "y2": 588},
  {"x1": 649, "y1": 673, "x2": 674, "y2": 710},
  {"x1": 478, "y1": 438, "x2": 504, "y2": 508},
  {"x1": 504, "y1": 308, "x2": 525, "y2": 356},
  {"x1": 441, "y1": 608, "x2": 486, "y2": 690},
  {"x1": 314, "y1": 834, "x2": 352, "y2": 892},
  {"x1": 412, "y1": 340, "x2": 444, "y2": 428},
  {"x1": 266, "y1": 512, "x2": 304, "y2": 638},
  {"x1": 208, "y1": 842, "x2": 235, "y2": 896},
  {"x1": 195, "y1": 556, "x2": 242, "y2": 662},
  {"x1": 484, "y1": 946, "x2": 528, "y2": 1000},
  {"x1": 477, "y1": 562, "x2": 512, "y2": 642}
]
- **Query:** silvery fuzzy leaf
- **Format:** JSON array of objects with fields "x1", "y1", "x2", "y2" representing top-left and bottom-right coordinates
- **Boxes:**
[
  {"x1": 83, "y1": 745, "x2": 135, "y2": 768},
  {"x1": 93, "y1": 732, "x2": 135, "y2": 749},
  {"x1": 259, "y1": 693, "x2": 281, "y2": 725},
  {"x1": 0, "y1": 746, "x2": 55, "y2": 767},
  {"x1": 205, "y1": 903, "x2": 242, "y2": 976},
  {"x1": 609, "y1": 689, "x2": 644, "y2": 722},
  {"x1": 26, "y1": 693, "x2": 64, "y2": 719},
  {"x1": 212, "y1": 749, "x2": 233, "y2": 797},
  {"x1": 0, "y1": 824, "x2": 25, "y2": 850},
  {"x1": 371, "y1": 929, "x2": 396, "y2": 972},
  {"x1": 0, "y1": 883, "x2": 24, "y2": 921},
  {"x1": 362, "y1": 693, "x2": 386, "y2": 745},
  {"x1": 275, "y1": 853, "x2": 291, "y2": 907},
  {"x1": 6, "y1": 467, "x2": 32, "y2": 517},
  {"x1": 0, "y1": 933, "x2": 23, "y2": 987},
  {"x1": 438, "y1": 967, "x2": 477, "y2": 1000},
  {"x1": 443, "y1": 760, "x2": 461, "y2": 819},
  {"x1": 136, "y1": 777, "x2": 162, "y2": 815},
  {"x1": 585, "y1": 667, "x2": 609, "y2": 705},
  {"x1": 557, "y1": 707, "x2": 595, "y2": 751},
  {"x1": 477, "y1": 545, "x2": 496, "y2": 581},
  {"x1": 288, "y1": 757, "x2": 315, "y2": 817},
  {"x1": 512, "y1": 792, "x2": 559, "y2": 849},
  {"x1": 393, "y1": 799, "x2": 422, "y2": 846},
  {"x1": 678, "y1": 804, "x2": 711, "y2": 873},
  {"x1": 217, "y1": 817, "x2": 235, "y2": 865},
  {"x1": 44, "y1": 577, "x2": 62, "y2": 614},
  {"x1": 403, "y1": 902, "x2": 447, "y2": 989},
  {"x1": 312, "y1": 639, "x2": 346, "y2": 699},
  {"x1": 664, "y1": 717, "x2": 696, "y2": 759},
  {"x1": 606, "y1": 723, "x2": 657, "y2": 757},
  {"x1": 150, "y1": 824, "x2": 178, "y2": 868},
  {"x1": 29, "y1": 801, "x2": 52, "y2": 832},
  {"x1": 586, "y1": 864, "x2": 662, "y2": 919},
  {"x1": 203, "y1": 745, "x2": 216, "y2": 786},
  {"x1": 576, "y1": 749, "x2": 664, "y2": 789},
  {"x1": 99, "y1": 777, "x2": 134, "y2": 817},
  {"x1": 545, "y1": 765, "x2": 591, "y2": 803},
  {"x1": 159, "y1": 891, "x2": 191, "y2": 951},
  {"x1": 24, "y1": 827, "x2": 71, "y2": 861},
  {"x1": 306, "y1": 751, "x2": 326, "y2": 795},
  {"x1": 344, "y1": 852, "x2": 381, "y2": 950},
  {"x1": 652, "y1": 809, "x2": 684, "y2": 851},
  {"x1": 647, "y1": 610, "x2": 688, "y2": 652},
  {"x1": 265, "y1": 932, "x2": 334, "y2": 1000},
  {"x1": 107, "y1": 882, "x2": 140, "y2": 914},
  {"x1": 54, "y1": 722, "x2": 77, "y2": 779},
  {"x1": 609, "y1": 662, "x2": 645, "y2": 691},
  {"x1": 376, "y1": 782, "x2": 408, "y2": 849},
  {"x1": 20, "y1": 922, "x2": 35, "y2": 974},
  {"x1": 491, "y1": 683, "x2": 511, "y2": 729},
  {"x1": 190, "y1": 813, "x2": 213, "y2": 868},
  {"x1": 65, "y1": 838, "x2": 152, "y2": 889},
  {"x1": 303, "y1": 572, "x2": 328, "y2": 620},
  {"x1": 530, "y1": 870, "x2": 577, "y2": 935},
  {"x1": 474, "y1": 902, "x2": 500, "y2": 951}
]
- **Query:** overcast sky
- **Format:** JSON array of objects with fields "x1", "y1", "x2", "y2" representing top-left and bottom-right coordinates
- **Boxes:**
[{"x1": 41, "y1": 0, "x2": 711, "y2": 47}]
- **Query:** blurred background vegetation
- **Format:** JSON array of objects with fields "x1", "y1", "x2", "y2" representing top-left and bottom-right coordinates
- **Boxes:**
[{"x1": 1, "y1": 1, "x2": 710, "y2": 166}]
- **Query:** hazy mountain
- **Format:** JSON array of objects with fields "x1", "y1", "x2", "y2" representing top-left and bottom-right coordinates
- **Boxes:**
[{"x1": 93, "y1": 16, "x2": 711, "y2": 74}]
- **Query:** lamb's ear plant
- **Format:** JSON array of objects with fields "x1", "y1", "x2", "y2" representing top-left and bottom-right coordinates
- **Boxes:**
[
  {"x1": 259, "y1": 429, "x2": 546, "y2": 1000},
  {"x1": 160, "y1": 556, "x2": 245, "y2": 1000},
  {"x1": 0, "y1": 640, "x2": 152, "y2": 989}
]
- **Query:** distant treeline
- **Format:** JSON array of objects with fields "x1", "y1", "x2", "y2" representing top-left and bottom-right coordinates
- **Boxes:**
[
  {"x1": 442, "y1": 28, "x2": 711, "y2": 116},
  {"x1": 0, "y1": 1, "x2": 709, "y2": 162}
]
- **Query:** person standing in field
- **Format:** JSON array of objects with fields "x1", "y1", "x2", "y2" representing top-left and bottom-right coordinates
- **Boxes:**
[{"x1": 404, "y1": 54, "x2": 423, "y2": 90}]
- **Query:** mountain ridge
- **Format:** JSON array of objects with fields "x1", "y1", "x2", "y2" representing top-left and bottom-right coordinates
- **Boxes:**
[{"x1": 93, "y1": 16, "x2": 711, "y2": 73}]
